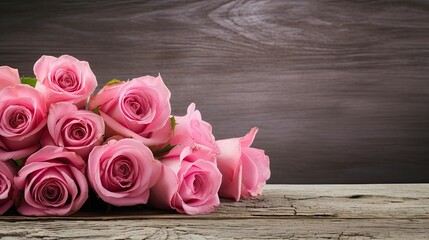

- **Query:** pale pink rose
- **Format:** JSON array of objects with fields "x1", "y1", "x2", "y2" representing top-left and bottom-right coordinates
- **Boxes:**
[
  {"x1": 0, "y1": 84, "x2": 48, "y2": 161},
  {"x1": 0, "y1": 66, "x2": 20, "y2": 88},
  {"x1": 165, "y1": 103, "x2": 219, "y2": 159},
  {"x1": 41, "y1": 102, "x2": 104, "y2": 160},
  {"x1": 150, "y1": 147, "x2": 221, "y2": 215},
  {"x1": 89, "y1": 75, "x2": 172, "y2": 148},
  {"x1": 34, "y1": 55, "x2": 97, "y2": 108},
  {"x1": 0, "y1": 160, "x2": 17, "y2": 215},
  {"x1": 87, "y1": 138, "x2": 161, "y2": 206},
  {"x1": 216, "y1": 128, "x2": 270, "y2": 201},
  {"x1": 14, "y1": 146, "x2": 88, "y2": 216}
]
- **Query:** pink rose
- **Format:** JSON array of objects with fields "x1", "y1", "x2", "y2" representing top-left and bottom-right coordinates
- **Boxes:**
[
  {"x1": 41, "y1": 102, "x2": 104, "y2": 160},
  {"x1": 0, "y1": 160, "x2": 17, "y2": 215},
  {"x1": 0, "y1": 66, "x2": 20, "y2": 88},
  {"x1": 0, "y1": 84, "x2": 48, "y2": 161},
  {"x1": 89, "y1": 75, "x2": 172, "y2": 148},
  {"x1": 166, "y1": 103, "x2": 219, "y2": 159},
  {"x1": 87, "y1": 138, "x2": 161, "y2": 206},
  {"x1": 34, "y1": 55, "x2": 97, "y2": 108},
  {"x1": 216, "y1": 128, "x2": 270, "y2": 201},
  {"x1": 150, "y1": 147, "x2": 221, "y2": 215},
  {"x1": 14, "y1": 146, "x2": 88, "y2": 216}
]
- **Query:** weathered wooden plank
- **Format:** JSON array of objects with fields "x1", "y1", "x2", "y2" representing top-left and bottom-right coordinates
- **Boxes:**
[
  {"x1": 1, "y1": 184, "x2": 428, "y2": 221},
  {"x1": 0, "y1": 185, "x2": 428, "y2": 239},
  {"x1": 1, "y1": 219, "x2": 429, "y2": 239},
  {"x1": 1, "y1": 1, "x2": 429, "y2": 184}
]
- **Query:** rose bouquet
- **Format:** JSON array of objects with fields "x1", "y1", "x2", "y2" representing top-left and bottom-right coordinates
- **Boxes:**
[{"x1": 0, "y1": 55, "x2": 270, "y2": 216}]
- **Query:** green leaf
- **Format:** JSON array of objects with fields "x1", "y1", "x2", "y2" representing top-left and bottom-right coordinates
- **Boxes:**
[
  {"x1": 152, "y1": 117, "x2": 177, "y2": 158},
  {"x1": 20, "y1": 77, "x2": 37, "y2": 87},
  {"x1": 106, "y1": 79, "x2": 122, "y2": 86},
  {"x1": 170, "y1": 116, "x2": 176, "y2": 131},
  {"x1": 153, "y1": 144, "x2": 176, "y2": 158},
  {"x1": 13, "y1": 158, "x2": 25, "y2": 167},
  {"x1": 92, "y1": 106, "x2": 100, "y2": 115}
]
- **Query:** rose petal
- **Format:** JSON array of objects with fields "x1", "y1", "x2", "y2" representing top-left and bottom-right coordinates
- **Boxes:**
[
  {"x1": 0, "y1": 66, "x2": 20, "y2": 88},
  {"x1": 216, "y1": 138, "x2": 242, "y2": 201},
  {"x1": 240, "y1": 127, "x2": 258, "y2": 148},
  {"x1": 0, "y1": 143, "x2": 39, "y2": 162},
  {"x1": 26, "y1": 146, "x2": 85, "y2": 172},
  {"x1": 0, "y1": 161, "x2": 16, "y2": 215},
  {"x1": 149, "y1": 164, "x2": 179, "y2": 210},
  {"x1": 34, "y1": 55, "x2": 56, "y2": 84},
  {"x1": 241, "y1": 148, "x2": 270, "y2": 197},
  {"x1": 179, "y1": 194, "x2": 220, "y2": 215},
  {"x1": 101, "y1": 111, "x2": 170, "y2": 147}
]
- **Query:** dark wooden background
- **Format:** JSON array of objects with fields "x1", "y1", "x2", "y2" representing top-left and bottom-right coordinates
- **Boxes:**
[{"x1": 1, "y1": 0, "x2": 428, "y2": 183}]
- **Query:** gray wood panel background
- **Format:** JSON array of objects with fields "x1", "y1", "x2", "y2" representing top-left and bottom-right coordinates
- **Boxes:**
[{"x1": 1, "y1": 0, "x2": 428, "y2": 183}]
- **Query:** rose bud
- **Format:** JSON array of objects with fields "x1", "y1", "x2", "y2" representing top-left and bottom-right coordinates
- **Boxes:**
[
  {"x1": 0, "y1": 84, "x2": 48, "y2": 161},
  {"x1": 0, "y1": 160, "x2": 17, "y2": 215},
  {"x1": 87, "y1": 138, "x2": 161, "y2": 207},
  {"x1": 41, "y1": 102, "x2": 104, "y2": 160},
  {"x1": 89, "y1": 75, "x2": 172, "y2": 148},
  {"x1": 150, "y1": 146, "x2": 221, "y2": 215},
  {"x1": 14, "y1": 146, "x2": 88, "y2": 216},
  {"x1": 34, "y1": 55, "x2": 97, "y2": 108},
  {"x1": 0, "y1": 66, "x2": 20, "y2": 88},
  {"x1": 165, "y1": 103, "x2": 219, "y2": 160},
  {"x1": 216, "y1": 128, "x2": 270, "y2": 201}
]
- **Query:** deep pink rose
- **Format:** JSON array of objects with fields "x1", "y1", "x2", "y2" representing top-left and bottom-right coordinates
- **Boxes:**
[
  {"x1": 41, "y1": 102, "x2": 104, "y2": 160},
  {"x1": 89, "y1": 75, "x2": 172, "y2": 148},
  {"x1": 166, "y1": 103, "x2": 219, "y2": 159},
  {"x1": 34, "y1": 55, "x2": 97, "y2": 108},
  {"x1": 216, "y1": 128, "x2": 270, "y2": 201},
  {"x1": 87, "y1": 138, "x2": 161, "y2": 206},
  {"x1": 0, "y1": 84, "x2": 48, "y2": 161},
  {"x1": 0, "y1": 160, "x2": 17, "y2": 215},
  {"x1": 14, "y1": 146, "x2": 88, "y2": 216},
  {"x1": 150, "y1": 147, "x2": 221, "y2": 215},
  {"x1": 0, "y1": 66, "x2": 20, "y2": 88}
]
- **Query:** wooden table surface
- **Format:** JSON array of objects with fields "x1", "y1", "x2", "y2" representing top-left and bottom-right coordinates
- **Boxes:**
[{"x1": 0, "y1": 184, "x2": 428, "y2": 239}]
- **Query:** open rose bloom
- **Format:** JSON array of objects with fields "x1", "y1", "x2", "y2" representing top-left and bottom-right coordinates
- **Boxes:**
[
  {"x1": 0, "y1": 55, "x2": 270, "y2": 216},
  {"x1": 41, "y1": 102, "x2": 104, "y2": 160},
  {"x1": 87, "y1": 138, "x2": 161, "y2": 206},
  {"x1": 14, "y1": 146, "x2": 88, "y2": 216},
  {"x1": 89, "y1": 75, "x2": 172, "y2": 149},
  {"x1": 34, "y1": 55, "x2": 97, "y2": 108},
  {"x1": 0, "y1": 84, "x2": 48, "y2": 161},
  {"x1": 150, "y1": 147, "x2": 222, "y2": 215}
]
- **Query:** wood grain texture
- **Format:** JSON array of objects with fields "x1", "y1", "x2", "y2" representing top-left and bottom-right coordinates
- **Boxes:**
[
  {"x1": 0, "y1": 184, "x2": 428, "y2": 239},
  {"x1": 1, "y1": 1, "x2": 429, "y2": 183}
]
